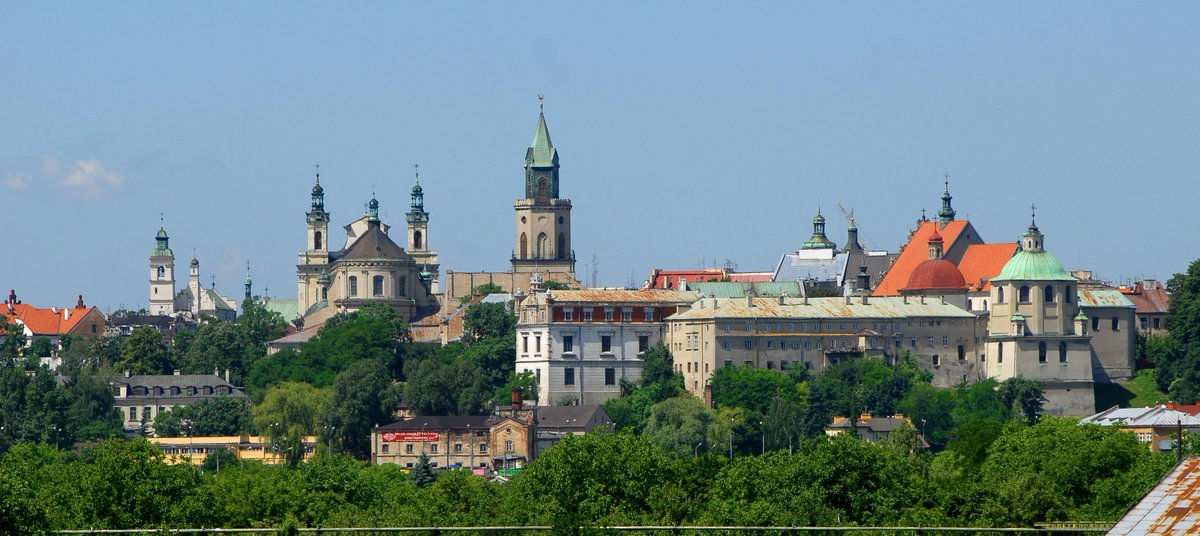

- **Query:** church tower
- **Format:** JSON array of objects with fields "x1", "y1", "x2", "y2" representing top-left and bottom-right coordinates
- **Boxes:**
[
  {"x1": 937, "y1": 175, "x2": 957, "y2": 227},
  {"x1": 149, "y1": 218, "x2": 176, "y2": 316},
  {"x1": 406, "y1": 166, "x2": 440, "y2": 293},
  {"x1": 298, "y1": 168, "x2": 332, "y2": 314},
  {"x1": 512, "y1": 99, "x2": 575, "y2": 276},
  {"x1": 244, "y1": 261, "x2": 253, "y2": 304},
  {"x1": 188, "y1": 255, "x2": 202, "y2": 317}
]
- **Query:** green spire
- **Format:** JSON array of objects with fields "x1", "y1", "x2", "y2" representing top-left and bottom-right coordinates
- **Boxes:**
[
  {"x1": 407, "y1": 164, "x2": 428, "y2": 224},
  {"x1": 937, "y1": 173, "x2": 956, "y2": 225},
  {"x1": 801, "y1": 209, "x2": 838, "y2": 250},
  {"x1": 528, "y1": 95, "x2": 557, "y2": 168},
  {"x1": 524, "y1": 95, "x2": 561, "y2": 200},
  {"x1": 152, "y1": 213, "x2": 173, "y2": 257},
  {"x1": 367, "y1": 193, "x2": 380, "y2": 223}
]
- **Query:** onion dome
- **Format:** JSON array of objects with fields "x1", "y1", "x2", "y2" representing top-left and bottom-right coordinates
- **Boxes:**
[{"x1": 317, "y1": 271, "x2": 331, "y2": 285}]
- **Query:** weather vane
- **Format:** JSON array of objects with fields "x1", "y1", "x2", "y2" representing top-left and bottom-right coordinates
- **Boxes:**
[
  {"x1": 315, "y1": 163, "x2": 320, "y2": 183},
  {"x1": 414, "y1": 163, "x2": 420, "y2": 184}
]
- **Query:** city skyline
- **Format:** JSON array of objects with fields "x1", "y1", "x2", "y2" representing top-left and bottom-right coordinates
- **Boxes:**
[{"x1": 2, "y1": 3, "x2": 1197, "y2": 311}]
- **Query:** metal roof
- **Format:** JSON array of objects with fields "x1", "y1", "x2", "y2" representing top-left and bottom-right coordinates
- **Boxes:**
[
  {"x1": 1078, "y1": 289, "x2": 1136, "y2": 309},
  {"x1": 690, "y1": 282, "x2": 806, "y2": 299},
  {"x1": 992, "y1": 249, "x2": 1075, "y2": 282},
  {"x1": 542, "y1": 290, "x2": 699, "y2": 304},
  {"x1": 773, "y1": 251, "x2": 849, "y2": 285},
  {"x1": 1109, "y1": 457, "x2": 1200, "y2": 535},
  {"x1": 668, "y1": 296, "x2": 974, "y2": 321},
  {"x1": 1080, "y1": 406, "x2": 1200, "y2": 428}
]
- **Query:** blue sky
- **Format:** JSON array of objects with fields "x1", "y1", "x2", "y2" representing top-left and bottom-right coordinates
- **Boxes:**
[{"x1": 2, "y1": 3, "x2": 1197, "y2": 312}]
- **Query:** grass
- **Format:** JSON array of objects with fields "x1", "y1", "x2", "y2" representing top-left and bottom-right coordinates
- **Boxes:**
[{"x1": 1095, "y1": 369, "x2": 1171, "y2": 411}]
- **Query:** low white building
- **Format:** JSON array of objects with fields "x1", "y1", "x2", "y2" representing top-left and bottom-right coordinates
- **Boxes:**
[{"x1": 514, "y1": 287, "x2": 698, "y2": 405}]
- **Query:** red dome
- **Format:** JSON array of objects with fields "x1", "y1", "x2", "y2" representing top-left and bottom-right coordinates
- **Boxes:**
[{"x1": 901, "y1": 259, "x2": 968, "y2": 291}]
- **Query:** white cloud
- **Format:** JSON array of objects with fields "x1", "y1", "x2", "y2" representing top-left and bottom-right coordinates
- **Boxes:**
[
  {"x1": 4, "y1": 172, "x2": 29, "y2": 189},
  {"x1": 57, "y1": 158, "x2": 126, "y2": 197}
]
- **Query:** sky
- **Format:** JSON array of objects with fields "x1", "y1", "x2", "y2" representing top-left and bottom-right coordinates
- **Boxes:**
[{"x1": 1, "y1": 3, "x2": 1198, "y2": 313}]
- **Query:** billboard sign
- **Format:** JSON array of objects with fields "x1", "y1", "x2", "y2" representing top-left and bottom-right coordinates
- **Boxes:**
[{"x1": 381, "y1": 432, "x2": 440, "y2": 442}]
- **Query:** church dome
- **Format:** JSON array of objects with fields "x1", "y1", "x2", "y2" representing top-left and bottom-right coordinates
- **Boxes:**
[
  {"x1": 312, "y1": 182, "x2": 323, "y2": 196},
  {"x1": 902, "y1": 259, "x2": 968, "y2": 291},
  {"x1": 992, "y1": 250, "x2": 1073, "y2": 282}
]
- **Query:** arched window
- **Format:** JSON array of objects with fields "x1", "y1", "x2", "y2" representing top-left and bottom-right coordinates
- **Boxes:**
[
  {"x1": 1038, "y1": 341, "x2": 1047, "y2": 363},
  {"x1": 321, "y1": 287, "x2": 328, "y2": 300},
  {"x1": 537, "y1": 232, "x2": 549, "y2": 258},
  {"x1": 1059, "y1": 341, "x2": 1068, "y2": 363},
  {"x1": 1019, "y1": 285, "x2": 1030, "y2": 302},
  {"x1": 413, "y1": 230, "x2": 422, "y2": 250},
  {"x1": 557, "y1": 232, "x2": 566, "y2": 259},
  {"x1": 399, "y1": 277, "x2": 407, "y2": 297},
  {"x1": 349, "y1": 276, "x2": 358, "y2": 297},
  {"x1": 373, "y1": 275, "x2": 384, "y2": 297},
  {"x1": 1044, "y1": 285, "x2": 1055, "y2": 303},
  {"x1": 157, "y1": 266, "x2": 165, "y2": 278},
  {"x1": 537, "y1": 178, "x2": 548, "y2": 201},
  {"x1": 314, "y1": 231, "x2": 323, "y2": 250},
  {"x1": 958, "y1": 345, "x2": 965, "y2": 361},
  {"x1": 519, "y1": 233, "x2": 528, "y2": 259},
  {"x1": 967, "y1": 298, "x2": 973, "y2": 310},
  {"x1": 997, "y1": 287, "x2": 1005, "y2": 304},
  {"x1": 997, "y1": 343, "x2": 1004, "y2": 363}
]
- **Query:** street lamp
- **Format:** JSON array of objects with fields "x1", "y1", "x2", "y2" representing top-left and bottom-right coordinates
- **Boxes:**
[
  {"x1": 759, "y1": 420, "x2": 765, "y2": 455},
  {"x1": 728, "y1": 417, "x2": 735, "y2": 460},
  {"x1": 920, "y1": 419, "x2": 927, "y2": 449},
  {"x1": 693, "y1": 440, "x2": 704, "y2": 457}
]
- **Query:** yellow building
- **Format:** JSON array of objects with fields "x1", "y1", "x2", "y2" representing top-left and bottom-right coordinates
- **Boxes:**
[{"x1": 148, "y1": 435, "x2": 317, "y2": 465}]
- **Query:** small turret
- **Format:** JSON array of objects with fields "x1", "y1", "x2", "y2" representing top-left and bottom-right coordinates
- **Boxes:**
[
  {"x1": 801, "y1": 210, "x2": 838, "y2": 250},
  {"x1": 937, "y1": 174, "x2": 956, "y2": 227}
]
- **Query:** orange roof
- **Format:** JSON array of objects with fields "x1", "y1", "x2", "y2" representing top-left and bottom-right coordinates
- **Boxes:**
[
  {"x1": 729, "y1": 272, "x2": 774, "y2": 283},
  {"x1": 874, "y1": 221, "x2": 970, "y2": 296},
  {"x1": 957, "y1": 242, "x2": 1018, "y2": 292},
  {"x1": 2, "y1": 302, "x2": 97, "y2": 336}
]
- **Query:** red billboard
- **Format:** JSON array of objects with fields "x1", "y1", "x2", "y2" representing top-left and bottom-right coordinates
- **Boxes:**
[{"x1": 381, "y1": 432, "x2": 440, "y2": 442}]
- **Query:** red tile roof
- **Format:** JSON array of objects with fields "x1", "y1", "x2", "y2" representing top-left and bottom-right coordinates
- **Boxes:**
[
  {"x1": 729, "y1": 272, "x2": 774, "y2": 283},
  {"x1": 873, "y1": 221, "x2": 970, "y2": 296},
  {"x1": 1121, "y1": 280, "x2": 1171, "y2": 314},
  {"x1": 2, "y1": 302, "x2": 98, "y2": 336},
  {"x1": 957, "y1": 242, "x2": 1019, "y2": 292}
]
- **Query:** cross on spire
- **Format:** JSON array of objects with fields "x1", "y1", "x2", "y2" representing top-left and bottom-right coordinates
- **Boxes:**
[
  {"x1": 944, "y1": 171, "x2": 950, "y2": 190},
  {"x1": 538, "y1": 93, "x2": 544, "y2": 112},
  {"x1": 315, "y1": 163, "x2": 320, "y2": 184},
  {"x1": 414, "y1": 163, "x2": 420, "y2": 185},
  {"x1": 159, "y1": 212, "x2": 164, "y2": 227}
]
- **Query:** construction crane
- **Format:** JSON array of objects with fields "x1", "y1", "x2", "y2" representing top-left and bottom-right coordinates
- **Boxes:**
[{"x1": 838, "y1": 204, "x2": 877, "y2": 251}]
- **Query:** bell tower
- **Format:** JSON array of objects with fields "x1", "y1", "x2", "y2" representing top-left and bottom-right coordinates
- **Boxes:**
[
  {"x1": 149, "y1": 215, "x2": 176, "y2": 316},
  {"x1": 298, "y1": 166, "x2": 332, "y2": 313},
  {"x1": 406, "y1": 165, "x2": 440, "y2": 292},
  {"x1": 512, "y1": 97, "x2": 575, "y2": 276}
]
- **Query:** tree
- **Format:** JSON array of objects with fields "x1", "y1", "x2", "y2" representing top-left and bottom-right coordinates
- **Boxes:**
[
  {"x1": 28, "y1": 337, "x2": 53, "y2": 358},
  {"x1": 603, "y1": 344, "x2": 684, "y2": 433},
  {"x1": 710, "y1": 365, "x2": 797, "y2": 414},
  {"x1": 404, "y1": 358, "x2": 493, "y2": 416},
  {"x1": 410, "y1": 453, "x2": 436, "y2": 487},
  {"x1": 320, "y1": 359, "x2": 392, "y2": 459},
  {"x1": 542, "y1": 280, "x2": 570, "y2": 291},
  {"x1": 200, "y1": 448, "x2": 239, "y2": 473},
  {"x1": 764, "y1": 388, "x2": 806, "y2": 453},
  {"x1": 897, "y1": 384, "x2": 957, "y2": 450},
  {"x1": 154, "y1": 398, "x2": 250, "y2": 437},
  {"x1": 1157, "y1": 260, "x2": 1200, "y2": 401},
  {"x1": 252, "y1": 382, "x2": 330, "y2": 466},
  {"x1": 494, "y1": 370, "x2": 539, "y2": 406},
  {"x1": 462, "y1": 302, "x2": 515, "y2": 343},
  {"x1": 179, "y1": 320, "x2": 251, "y2": 381},
  {"x1": 0, "y1": 315, "x2": 28, "y2": 362},
  {"x1": 998, "y1": 377, "x2": 1047, "y2": 424},
  {"x1": 118, "y1": 327, "x2": 173, "y2": 375},
  {"x1": 460, "y1": 283, "x2": 505, "y2": 306},
  {"x1": 643, "y1": 395, "x2": 714, "y2": 457}
]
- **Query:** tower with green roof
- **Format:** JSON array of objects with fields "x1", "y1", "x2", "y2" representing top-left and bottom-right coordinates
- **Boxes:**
[
  {"x1": 405, "y1": 166, "x2": 440, "y2": 292},
  {"x1": 299, "y1": 167, "x2": 333, "y2": 314},
  {"x1": 513, "y1": 97, "x2": 575, "y2": 277},
  {"x1": 937, "y1": 175, "x2": 956, "y2": 227},
  {"x1": 149, "y1": 216, "x2": 177, "y2": 316},
  {"x1": 984, "y1": 213, "x2": 1095, "y2": 416},
  {"x1": 801, "y1": 211, "x2": 838, "y2": 250}
]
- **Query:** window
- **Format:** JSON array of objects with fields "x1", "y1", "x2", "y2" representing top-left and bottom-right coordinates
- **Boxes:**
[
  {"x1": 622, "y1": 308, "x2": 632, "y2": 322},
  {"x1": 535, "y1": 335, "x2": 541, "y2": 352},
  {"x1": 928, "y1": 336, "x2": 935, "y2": 347},
  {"x1": 942, "y1": 336, "x2": 949, "y2": 348},
  {"x1": 454, "y1": 443, "x2": 463, "y2": 453},
  {"x1": 723, "y1": 340, "x2": 731, "y2": 350},
  {"x1": 601, "y1": 335, "x2": 612, "y2": 353},
  {"x1": 605, "y1": 368, "x2": 616, "y2": 385},
  {"x1": 723, "y1": 360, "x2": 733, "y2": 368},
  {"x1": 638, "y1": 335, "x2": 649, "y2": 352},
  {"x1": 583, "y1": 309, "x2": 593, "y2": 322},
  {"x1": 645, "y1": 308, "x2": 654, "y2": 321},
  {"x1": 1059, "y1": 341, "x2": 1068, "y2": 363},
  {"x1": 744, "y1": 340, "x2": 753, "y2": 349},
  {"x1": 405, "y1": 444, "x2": 413, "y2": 454},
  {"x1": 1092, "y1": 317, "x2": 1100, "y2": 331},
  {"x1": 564, "y1": 309, "x2": 573, "y2": 321},
  {"x1": 373, "y1": 275, "x2": 384, "y2": 296},
  {"x1": 997, "y1": 287, "x2": 1005, "y2": 303},
  {"x1": 1044, "y1": 285, "x2": 1055, "y2": 303},
  {"x1": 480, "y1": 444, "x2": 488, "y2": 454},
  {"x1": 605, "y1": 309, "x2": 614, "y2": 322},
  {"x1": 722, "y1": 324, "x2": 730, "y2": 333},
  {"x1": 910, "y1": 337, "x2": 917, "y2": 348},
  {"x1": 1112, "y1": 317, "x2": 1120, "y2": 331},
  {"x1": 767, "y1": 361, "x2": 775, "y2": 370},
  {"x1": 564, "y1": 368, "x2": 575, "y2": 385},
  {"x1": 1038, "y1": 342, "x2": 1047, "y2": 363},
  {"x1": 382, "y1": 444, "x2": 390, "y2": 453},
  {"x1": 314, "y1": 231, "x2": 323, "y2": 250},
  {"x1": 129, "y1": 407, "x2": 137, "y2": 421},
  {"x1": 997, "y1": 343, "x2": 1004, "y2": 363},
  {"x1": 505, "y1": 440, "x2": 514, "y2": 452},
  {"x1": 1155, "y1": 318, "x2": 1162, "y2": 329},
  {"x1": 1019, "y1": 286, "x2": 1030, "y2": 302},
  {"x1": 791, "y1": 341, "x2": 800, "y2": 349},
  {"x1": 430, "y1": 444, "x2": 438, "y2": 454},
  {"x1": 958, "y1": 345, "x2": 966, "y2": 360},
  {"x1": 349, "y1": 276, "x2": 358, "y2": 297},
  {"x1": 767, "y1": 340, "x2": 774, "y2": 349},
  {"x1": 932, "y1": 354, "x2": 940, "y2": 366},
  {"x1": 563, "y1": 335, "x2": 574, "y2": 353},
  {"x1": 522, "y1": 336, "x2": 529, "y2": 353},
  {"x1": 1141, "y1": 317, "x2": 1149, "y2": 330}
]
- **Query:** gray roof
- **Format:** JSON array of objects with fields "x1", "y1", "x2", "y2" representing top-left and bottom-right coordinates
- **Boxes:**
[
  {"x1": 774, "y1": 250, "x2": 849, "y2": 285},
  {"x1": 829, "y1": 415, "x2": 911, "y2": 433},
  {"x1": 112, "y1": 373, "x2": 246, "y2": 400},
  {"x1": 535, "y1": 405, "x2": 613, "y2": 431},
  {"x1": 375, "y1": 416, "x2": 493, "y2": 431},
  {"x1": 1080, "y1": 405, "x2": 1200, "y2": 428},
  {"x1": 480, "y1": 293, "x2": 513, "y2": 305},
  {"x1": 338, "y1": 224, "x2": 411, "y2": 262}
]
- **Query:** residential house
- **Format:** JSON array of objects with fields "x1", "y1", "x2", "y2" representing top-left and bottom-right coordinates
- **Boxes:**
[
  {"x1": 149, "y1": 435, "x2": 317, "y2": 465},
  {"x1": 1080, "y1": 406, "x2": 1200, "y2": 452},
  {"x1": 826, "y1": 414, "x2": 917, "y2": 443},
  {"x1": 112, "y1": 370, "x2": 248, "y2": 434}
]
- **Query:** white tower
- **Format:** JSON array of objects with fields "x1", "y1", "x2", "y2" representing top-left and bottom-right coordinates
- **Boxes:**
[{"x1": 149, "y1": 219, "x2": 176, "y2": 316}]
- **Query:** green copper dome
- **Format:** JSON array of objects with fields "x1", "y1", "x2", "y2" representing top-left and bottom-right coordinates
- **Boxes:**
[{"x1": 992, "y1": 250, "x2": 1074, "y2": 282}]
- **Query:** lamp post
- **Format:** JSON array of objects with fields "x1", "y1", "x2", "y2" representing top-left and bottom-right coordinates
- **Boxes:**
[
  {"x1": 920, "y1": 418, "x2": 927, "y2": 449},
  {"x1": 728, "y1": 417, "x2": 735, "y2": 460},
  {"x1": 693, "y1": 440, "x2": 703, "y2": 457},
  {"x1": 759, "y1": 420, "x2": 765, "y2": 455}
]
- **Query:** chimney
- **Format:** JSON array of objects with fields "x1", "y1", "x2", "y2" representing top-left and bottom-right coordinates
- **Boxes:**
[
  {"x1": 511, "y1": 387, "x2": 522, "y2": 415},
  {"x1": 7, "y1": 289, "x2": 15, "y2": 304},
  {"x1": 861, "y1": 293, "x2": 869, "y2": 305},
  {"x1": 173, "y1": 369, "x2": 181, "y2": 376},
  {"x1": 856, "y1": 266, "x2": 870, "y2": 294},
  {"x1": 124, "y1": 370, "x2": 131, "y2": 378},
  {"x1": 224, "y1": 369, "x2": 230, "y2": 382},
  {"x1": 679, "y1": 277, "x2": 688, "y2": 291},
  {"x1": 803, "y1": 294, "x2": 809, "y2": 305},
  {"x1": 845, "y1": 295, "x2": 852, "y2": 305},
  {"x1": 214, "y1": 367, "x2": 220, "y2": 377},
  {"x1": 746, "y1": 295, "x2": 754, "y2": 307},
  {"x1": 76, "y1": 295, "x2": 84, "y2": 309},
  {"x1": 919, "y1": 295, "x2": 926, "y2": 305},
  {"x1": 903, "y1": 295, "x2": 909, "y2": 305}
]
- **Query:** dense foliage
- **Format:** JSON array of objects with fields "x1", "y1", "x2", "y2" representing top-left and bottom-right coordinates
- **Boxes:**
[{"x1": 1151, "y1": 259, "x2": 1200, "y2": 402}]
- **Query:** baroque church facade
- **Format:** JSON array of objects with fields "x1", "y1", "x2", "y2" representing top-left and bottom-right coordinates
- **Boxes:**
[
  {"x1": 295, "y1": 170, "x2": 440, "y2": 326},
  {"x1": 147, "y1": 223, "x2": 238, "y2": 321}
]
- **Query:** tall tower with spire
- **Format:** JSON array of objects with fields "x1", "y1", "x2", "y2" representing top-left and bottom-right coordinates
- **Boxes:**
[
  {"x1": 512, "y1": 97, "x2": 575, "y2": 276},
  {"x1": 937, "y1": 173, "x2": 957, "y2": 227},
  {"x1": 298, "y1": 167, "x2": 333, "y2": 314},
  {"x1": 149, "y1": 216, "x2": 176, "y2": 316},
  {"x1": 244, "y1": 261, "x2": 253, "y2": 304},
  {"x1": 406, "y1": 165, "x2": 440, "y2": 293}
]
